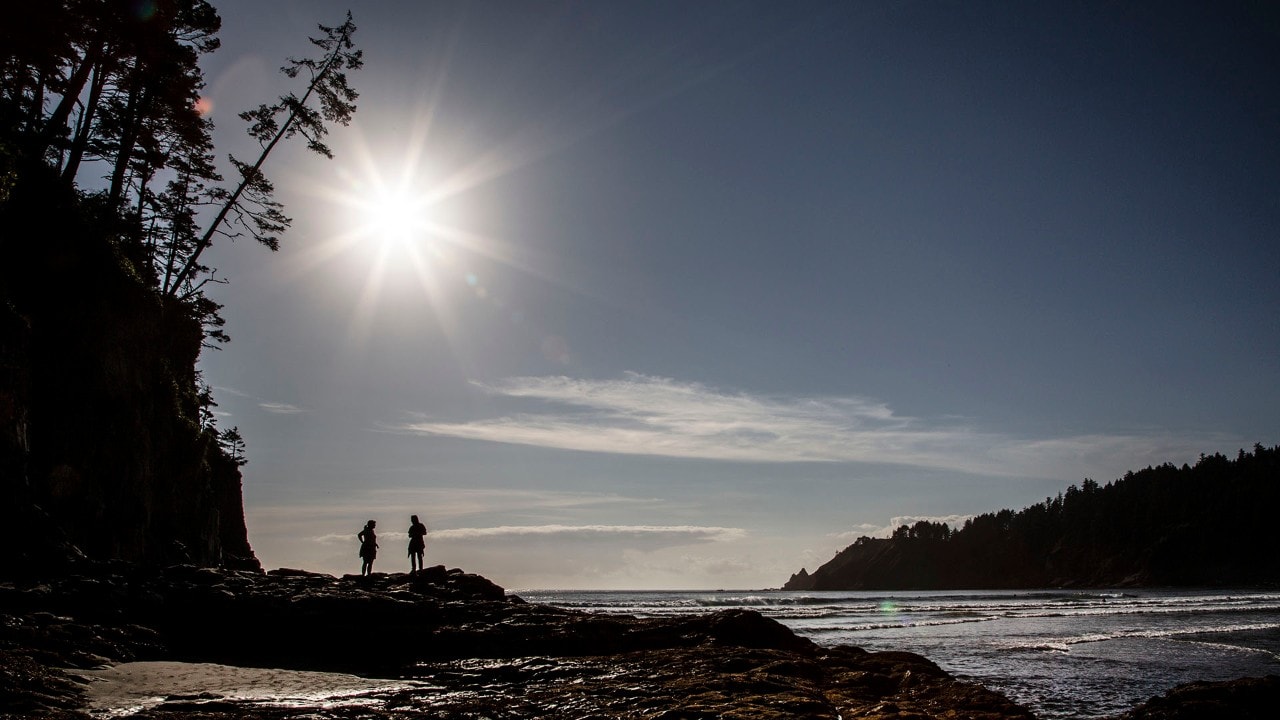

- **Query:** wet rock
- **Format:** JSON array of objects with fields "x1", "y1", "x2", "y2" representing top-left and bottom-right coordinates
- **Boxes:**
[
  {"x1": 1113, "y1": 675, "x2": 1280, "y2": 720},
  {"x1": 0, "y1": 649, "x2": 87, "y2": 714},
  {"x1": 4, "y1": 563, "x2": 1265, "y2": 719},
  {"x1": 265, "y1": 567, "x2": 325, "y2": 578}
]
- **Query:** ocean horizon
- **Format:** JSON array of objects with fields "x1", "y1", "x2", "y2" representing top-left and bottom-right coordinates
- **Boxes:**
[{"x1": 517, "y1": 586, "x2": 1280, "y2": 719}]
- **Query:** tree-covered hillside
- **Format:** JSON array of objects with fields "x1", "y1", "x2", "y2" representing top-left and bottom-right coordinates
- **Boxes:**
[
  {"x1": 786, "y1": 445, "x2": 1280, "y2": 590},
  {"x1": 0, "y1": 1, "x2": 358, "y2": 573}
]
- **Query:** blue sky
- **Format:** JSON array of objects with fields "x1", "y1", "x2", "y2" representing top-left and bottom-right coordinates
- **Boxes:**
[{"x1": 194, "y1": 1, "x2": 1279, "y2": 588}]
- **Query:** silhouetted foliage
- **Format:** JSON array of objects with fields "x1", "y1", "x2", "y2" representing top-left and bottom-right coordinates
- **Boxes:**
[
  {"x1": 167, "y1": 11, "x2": 362, "y2": 295},
  {"x1": 1, "y1": 0, "x2": 361, "y2": 330},
  {"x1": 788, "y1": 445, "x2": 1280, "y2": 590},
  {"x1": 219, "y1": 426, "x2": 247, "y2": 466},
  {"x1": 0, "y1": 1, "x2": 353, "y2": 570}
]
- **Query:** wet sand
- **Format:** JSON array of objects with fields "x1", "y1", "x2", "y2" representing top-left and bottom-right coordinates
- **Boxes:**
[{"x1": 80, "y1": 661, "x2": 429, "y2": 715}]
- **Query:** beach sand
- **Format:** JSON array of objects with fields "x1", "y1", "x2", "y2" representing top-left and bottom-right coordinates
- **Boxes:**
[{"x1": 80, "y1": 661, "x2": 429, "y2": 715}]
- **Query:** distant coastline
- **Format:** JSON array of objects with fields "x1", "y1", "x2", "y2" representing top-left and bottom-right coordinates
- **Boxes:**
[{"x1": 786, "y1": 445, "x2": 1279, "y2": 591}]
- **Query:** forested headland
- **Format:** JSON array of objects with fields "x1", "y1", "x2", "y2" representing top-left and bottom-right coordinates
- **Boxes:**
[
  {"x1": 0, "y1": 1, "x2": 359, "y2": 573},
  {"x1": 786, "y1": 445, "x2": 1280, "y2": 590}
]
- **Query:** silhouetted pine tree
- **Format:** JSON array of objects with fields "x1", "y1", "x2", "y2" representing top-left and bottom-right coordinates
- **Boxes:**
[{"x1": 2, "y1": 1, "x2": 361, "y2": 337}]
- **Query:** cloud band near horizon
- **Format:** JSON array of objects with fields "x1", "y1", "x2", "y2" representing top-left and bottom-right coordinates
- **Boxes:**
[
  {"x1": 396, "y1": 373, "x2": 1231, "y2": 480},
  {"x1": 314, "y1": 524, "x2": 745, "y2": 545}
]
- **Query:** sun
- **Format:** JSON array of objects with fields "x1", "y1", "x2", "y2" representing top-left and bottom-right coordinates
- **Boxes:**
[
  {"x1": 301, "y1": 121, "x2": 535, "y2": 348},
  {"x1": 359, "y1": 186, "x2": 431, "y2": 250},
  {"x1": 305, "y1": 142, "x2": 455, "y2": 289}
]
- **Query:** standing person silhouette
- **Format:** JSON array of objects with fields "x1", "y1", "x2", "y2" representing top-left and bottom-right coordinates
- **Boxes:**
[
  {"x1": 357, "y1": 520, "x2": 378, "y2": 576},
  {"x1": 407, "y1": 514, "x2": 427, "y2": 573}
]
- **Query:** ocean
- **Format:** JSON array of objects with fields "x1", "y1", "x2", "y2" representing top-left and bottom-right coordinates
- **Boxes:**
[{"x1": 516, "y1": 588, "x2": 1280, "y2": 719}]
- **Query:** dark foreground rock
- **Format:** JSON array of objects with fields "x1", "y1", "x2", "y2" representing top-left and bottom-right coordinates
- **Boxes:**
[
  {"x1": 3, "y1": 563, "x2": 1275, "y2": 719},
  {"x1": 1113, "y1": 675, "x2": 1280, "y2": 720},
  {"x1": 53, "y1": 647, "x2": 1030, "y2": 720},
  {"x1": 1, "y1": 563, "x2": 1033, "y2": 719}
]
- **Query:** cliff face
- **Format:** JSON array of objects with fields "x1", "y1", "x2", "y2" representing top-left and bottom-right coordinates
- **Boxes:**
[{"x1": 0, "y1": 169, "x2": 258, "y2": 574}]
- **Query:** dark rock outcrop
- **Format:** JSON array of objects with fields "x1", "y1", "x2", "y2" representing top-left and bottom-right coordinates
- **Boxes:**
[
  {"x1": 6, "y1": 564, "x2": 1278, "y2": 719},
  {"x1": 1113, "y1": 675, "x2": 1280, "y2": 720},
  {"x1": 0, "y1": 563, "x2": 1035, "y2": 719},
  {"x1": 787, "y1": 567, "x2": 812, "y2": 589}
]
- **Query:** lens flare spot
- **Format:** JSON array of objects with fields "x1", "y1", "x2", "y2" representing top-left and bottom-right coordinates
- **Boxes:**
[
  {"x1": 133, "y1": 1, "x2": 157, "y2": 21},
  {"x1": 194, "y1": 97, "x2": 214, "y2": 117},
  {"x1": 541, "y1": 335, "x2": 571, "y2": 365}
]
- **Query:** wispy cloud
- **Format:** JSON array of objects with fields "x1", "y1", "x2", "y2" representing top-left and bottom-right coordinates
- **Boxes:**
[
  {"x1": 430, "y1": 524, "x2": 745, "y2": 543},
  {"x1": 833, "y1": 515, "x2": 976, "y2": 541},
  {"x1": 211, "y1": 385, "x2": 308, "y2": 416},
  {"x1": 830, "y1": 523, "x2": 888, "y2": 540},
  {"x1": 397, "y1": 373, "x2": 1224, "y2": 480},
  {"x1": 313, "y1": 524, "x2": 744, "y2": 545},
  {"x1": 313, "y1": 530, "x2": 402, "y2": 544},
  {"x1": 212, "y1": 385, "x2": 253, "y2": 399},
  {"x1": 259, "y1": 402, "x2": 309, "y2": 415},
  {"x1": 364, "y1": 487, "x2": 659, "y2": 513},
  {"x1": 247, "y1": 489, "x2": 660, "y2": 533}
]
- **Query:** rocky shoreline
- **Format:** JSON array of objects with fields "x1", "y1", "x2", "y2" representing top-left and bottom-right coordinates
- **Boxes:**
[{"x1": 1, "y1": 564, "x2": 1275, "y2": 719}]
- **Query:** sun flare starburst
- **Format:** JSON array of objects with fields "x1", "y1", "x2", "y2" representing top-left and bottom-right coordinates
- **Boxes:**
[
  {"x1": 294, "y1": 107, "x2": 582, "y2": 361},
  {"x1": 358, "y1": 186, "x2": 431, "y2": 250}
]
